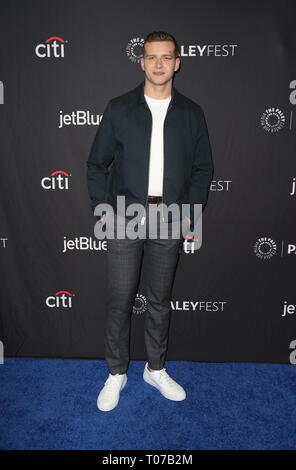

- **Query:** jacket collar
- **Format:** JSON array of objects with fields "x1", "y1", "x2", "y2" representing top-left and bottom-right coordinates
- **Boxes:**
[{"x1": 136, "y1": 80, "x2": 182, "y2": 107}]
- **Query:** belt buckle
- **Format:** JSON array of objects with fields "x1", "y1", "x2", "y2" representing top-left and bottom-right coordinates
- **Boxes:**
[{"x1": 148, "y1": 195, "x2": 162, "y2": 204}]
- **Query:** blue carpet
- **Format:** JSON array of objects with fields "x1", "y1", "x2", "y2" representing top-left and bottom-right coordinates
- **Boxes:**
[{"x1": 0, "y1": 358, "x2": 295, "y2": 450}]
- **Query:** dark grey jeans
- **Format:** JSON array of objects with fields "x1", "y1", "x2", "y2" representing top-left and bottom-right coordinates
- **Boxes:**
[{"x1": 103, "y1": 205, "x2": 189, "y2": 375}]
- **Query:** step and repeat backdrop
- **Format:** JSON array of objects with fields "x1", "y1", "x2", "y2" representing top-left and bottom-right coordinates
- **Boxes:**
[{"x1": 0, "y1": 0, "x2": 295, "y2": 364}]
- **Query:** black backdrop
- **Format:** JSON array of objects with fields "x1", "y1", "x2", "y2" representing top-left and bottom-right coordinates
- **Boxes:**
[{"x1": 0, "y1": 0, "x2": 295, "y2": 364}]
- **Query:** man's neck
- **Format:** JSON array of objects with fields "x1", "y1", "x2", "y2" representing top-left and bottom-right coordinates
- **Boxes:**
[{"x1": 144, "y1": 80, "x2": 172, "y2": 100}]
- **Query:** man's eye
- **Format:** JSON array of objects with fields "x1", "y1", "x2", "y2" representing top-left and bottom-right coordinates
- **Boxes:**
[{"x1": 146, "y1": 56, "x2": 172, "y2": 60}]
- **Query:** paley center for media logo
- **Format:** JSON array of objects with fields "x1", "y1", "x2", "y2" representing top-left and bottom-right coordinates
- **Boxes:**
[
  {"x1": 253, "y1": 237, "x2": 277, "y2": 260},
  {"x1": 46, "y1": 290, "x2": 74, "y2": 308},
  {"x1": 35, "y1": 36, "x2": 68, "y2": 58},
  {"x1": 126, "y1": 37, "x2": 145, "y2": 63},
  {"x1": 41, "y1": 170, "x2": 71, "y2": 190},
  {"x1": 260, "y1": 107, "x2": 285, "y2": 132},
  {"x1": 260, "y1": 80, "x2": 296, "y2": 133},
  {"x1": 133, "y1": 294, "x2": 147, "y2": 315},
  {"x1": 253, "y1": 236, "x2": 296, "y2": 259}
]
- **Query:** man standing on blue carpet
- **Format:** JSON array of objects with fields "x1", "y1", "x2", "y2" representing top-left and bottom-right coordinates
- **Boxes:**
[{"x1": 86, "y1": 31, "x2": 214, "y2": 411}]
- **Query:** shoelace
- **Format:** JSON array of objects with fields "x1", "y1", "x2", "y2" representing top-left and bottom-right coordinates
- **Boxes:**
[
  {"x1": 104, "y1": 375, "x2": 123, "y2": 392},
  {"x1": 153, "y1": 368, "x2": 175, "y2": 386}
]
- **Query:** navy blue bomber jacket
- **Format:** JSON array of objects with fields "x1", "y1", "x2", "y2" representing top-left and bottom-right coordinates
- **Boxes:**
[{"x1": 86, "y1": 80, "x2": 214, "y2": 228}]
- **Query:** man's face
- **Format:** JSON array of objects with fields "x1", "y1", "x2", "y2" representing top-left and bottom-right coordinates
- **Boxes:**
[{"x1": 140, "y1": 41, "x2": 180, "y2": 86}]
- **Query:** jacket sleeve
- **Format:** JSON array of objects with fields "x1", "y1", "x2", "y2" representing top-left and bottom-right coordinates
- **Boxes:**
[
  {"x1": 188, "y1": 107, "x2": 214, "y2": 226},
  {"x1": 86, "y1": 100, "x2": 117, "y2": 212}
]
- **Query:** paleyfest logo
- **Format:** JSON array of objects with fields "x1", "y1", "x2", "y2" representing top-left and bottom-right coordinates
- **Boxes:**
[
  {"x1": 41, "y1": 170, "x2": 71, "y2": 190},
  {"x1": 126, "y1": 37, "x2": 144, "y2": 63},
  {"x1": 46, "y1": 290, "x2": 74, "y2": 308},
  {"x1": 35, "y1": 36, "x2": 67, "y2": 58},
  {"x1": 260, "y1": 107, "x2": 285, "y2": 132}
]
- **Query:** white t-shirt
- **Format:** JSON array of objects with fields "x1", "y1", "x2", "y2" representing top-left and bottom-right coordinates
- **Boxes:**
[{"x1": 144, "y1": 94, "x2": 171, "y2": 196}]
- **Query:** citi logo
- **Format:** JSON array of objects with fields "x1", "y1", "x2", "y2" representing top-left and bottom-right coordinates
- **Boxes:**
[
  {"x1": 41, "y1": 170, "x2": 71, "y2": 190},
  {"x1": 46, "y1": 290, "x2": 74, "y2": 308},
  {"x1": 35, "y1": 36, "x2": 67, "y2": 58},
  {"x1": 182, "y1": 236, "x2": 196, "y2": 254}
]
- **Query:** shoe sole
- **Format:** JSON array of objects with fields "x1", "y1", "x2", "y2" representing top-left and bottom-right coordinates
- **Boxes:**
[
  {"x1": 97, "y1": 374, "x2": 127, "y2": 412},
  {"x1": 143, "y1": 370, "x2": 186, "y2": 401}
]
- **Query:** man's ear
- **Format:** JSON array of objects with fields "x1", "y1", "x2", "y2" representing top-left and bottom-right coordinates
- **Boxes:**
[{"x1": 174, "y1": 57, "x2": 181, "y2": 72}]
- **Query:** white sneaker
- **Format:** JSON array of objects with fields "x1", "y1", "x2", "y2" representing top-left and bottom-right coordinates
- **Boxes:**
[
  {"x1": 143, "y1": 362, "x2": 186, "y2": 401},
  {"x1": 97, "y1": 372, "x2": 127, "y2": 411}
]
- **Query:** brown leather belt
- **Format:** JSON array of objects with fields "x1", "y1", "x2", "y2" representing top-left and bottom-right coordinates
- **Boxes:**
[{"x1": 147, "y1": 195, "x2": 163, "y2": 204}]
